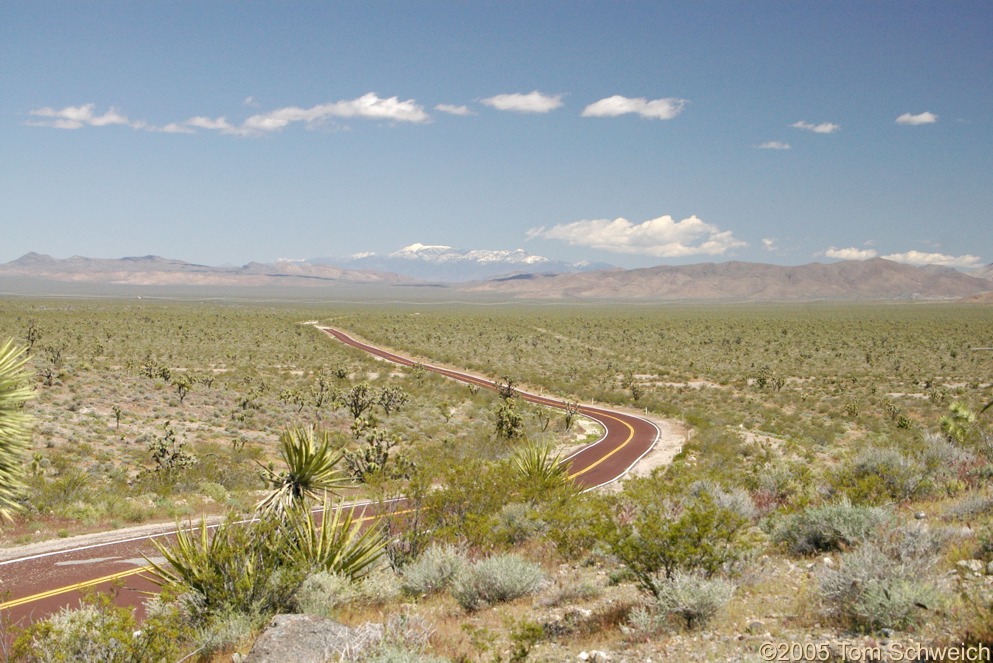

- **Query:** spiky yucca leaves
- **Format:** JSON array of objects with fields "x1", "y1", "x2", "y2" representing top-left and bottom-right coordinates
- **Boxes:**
[
  {"x1": 146, "y1": 515, "x2": 299, "y2": 620},
  {"x1": 512, "y1": 440, "x2": 573, "y2": 488},
  {"x1": 284, "y1": 497, "x2": 386, "y2": 581},
  {"x1": 0, "y1": 339, "x2": 33, "y2": 522},
  {"x1": 256, "y1": 425, "x2": 352, "y2": 517}
]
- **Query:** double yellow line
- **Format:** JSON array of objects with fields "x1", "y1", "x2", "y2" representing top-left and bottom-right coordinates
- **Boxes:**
[
  {"x1": 1, "y1": 506, "x2": 412, "y2": 612},
  {"x1": 567, "y1": 412, "x2": 635, "y2": 479},
  {"x1": 0, "y1": 566, "x2": 151, "y2": 610}
]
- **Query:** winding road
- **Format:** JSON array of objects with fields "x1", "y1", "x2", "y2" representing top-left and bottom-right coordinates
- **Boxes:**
[{"x1": 0, "y1": 326, "x2": 662, "y2": 631}]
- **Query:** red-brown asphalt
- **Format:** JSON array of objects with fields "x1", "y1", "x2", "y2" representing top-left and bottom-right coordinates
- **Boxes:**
[
  {"x1": 0, "y1": 327, "x2": 658, "y2": 632},
  {"x1": 320, "y1": 327, "x2": 659, "y2": 490}
]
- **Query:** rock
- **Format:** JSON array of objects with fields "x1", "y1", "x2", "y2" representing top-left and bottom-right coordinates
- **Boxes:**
[
  {"x1": 914, "y1": 511, "x2": 927, "y2": 520},
  {"x1": 244, "y1": 614, "x2": 379, "y2": 663},
  {"x1": 746, "y1": 621, "x2": 764, "y2": 633},
  {"x1": 821, "y1": 556, "x2": 835, "y2": 568},
  {"x1": 987, "y1": 561, "x2": 993, "y2": 576},
  {"x1": 958, "y1": 559, "x2": 985, "y2": 575}
]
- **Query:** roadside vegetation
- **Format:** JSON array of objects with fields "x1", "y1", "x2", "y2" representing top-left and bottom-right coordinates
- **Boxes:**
[{"x1": 1, "y1": 298, "x2": 992, "y2": 660}]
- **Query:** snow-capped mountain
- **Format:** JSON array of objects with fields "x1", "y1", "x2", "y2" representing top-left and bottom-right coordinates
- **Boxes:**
[{"x1": 311, "y1": 243, "x2": 614, "y2": 282}]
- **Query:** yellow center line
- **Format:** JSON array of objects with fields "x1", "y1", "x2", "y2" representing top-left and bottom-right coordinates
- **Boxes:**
[
  {"x1": 0, "y1": 566, "x2": 152, "y2": 610},
  {"x1": 568, "y1": 412, "x2": 635, "y2": 479},
  {"x1": 1, "y1": 507, "x2": 415, "y2": 611}
]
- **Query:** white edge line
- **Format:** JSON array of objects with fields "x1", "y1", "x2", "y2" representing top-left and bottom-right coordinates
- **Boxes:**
[{"x1": 0, "y1": 497, "x2": 406, "y2": 567}]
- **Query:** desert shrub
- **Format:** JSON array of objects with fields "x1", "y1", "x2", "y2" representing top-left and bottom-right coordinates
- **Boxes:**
[
  {"x1": 817, "y1": 544, "x2": 943, "y2": 633},
  {"x1": 356, "y1": 569, "x2": 402, "y2": 605},
  {"x1": 772, "y1": 500, "x2": 888, "y2": 555},
  {"x1": 194, "y1": 609, "x2": 257, "y2": 659},
  {"x1": 596, "y1": 487, "x2": 753, "y2": 599},
  {"x1": 293, "y1": 571, "x2": 360, "y2": 617},
  {"x1": 493, "y1": 501, "x2": 546, "y2": 545},
  {"x1": 400, "y1": 543, "x2": 467, "y2": 597},
  {"x1": 688, "y1": 480, "x2": 757, "y2": 521},
  {"x1": 450, "y1": 553, "x2": 546, "y2": 612},
  {"x1": 831, "y1": 445, "x2": 932, "y2": 504},
  {"x1": 653, "y1": 570, "x2": 735, "y2": 630},
  {"x1": 12, "y1": 590, "x2": 191, "y2": 662},
  {"x1": 943, "y1": 493, "x2": 993, "y2": 521}
]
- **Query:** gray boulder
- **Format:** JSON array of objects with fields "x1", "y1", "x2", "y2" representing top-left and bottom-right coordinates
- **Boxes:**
[{"x1": 245, "y1": 613, "x2": 380, "y2": 663}]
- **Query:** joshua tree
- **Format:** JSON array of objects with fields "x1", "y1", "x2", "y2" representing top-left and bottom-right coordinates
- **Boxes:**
[{"x1": 0, "y1": 340, "x2": 33, "y2": 522}]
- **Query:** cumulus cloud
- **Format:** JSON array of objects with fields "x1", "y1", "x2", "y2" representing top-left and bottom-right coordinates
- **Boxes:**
[
  {"x1": 581, "y1": 95, "x2": 687, "y2": 120},
  {"x1": 27, "y1": 103, "x2": 135, "y2": 130},
  {"x1": 791, "y1": 120, "x2": 840, "y2": 134},
  {"x1": 481, "y1": 91, "x2": 563, "y2": 113},
  {"x1": 757, "y1": 141, "x2": 791, "y2": 150},
  {"x1": 881, "y1": 250, "x2": 981, "y2": 268},
  {"x1": 826, "y1": 247, "x2": 879, "y2": 260},
  {"x1": 762, "y1": 238, "x2": 778, "y2": 251},
  {"x1": 435, "y1": 103, "x2": 474, "y2": 116},
  {"x1": 527, "y1": 214, "x2": 746, "y2": 258},
  {"x1": 896, "y1": 111, "x2": 938, "y2": 125}
]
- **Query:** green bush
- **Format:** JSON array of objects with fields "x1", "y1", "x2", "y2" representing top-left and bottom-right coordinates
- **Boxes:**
[
  {"x1": 597, "y1": 488, "x2": 752, "y2": 599},
  {"x1": 450, "y1": 553, "x2": 546, "y2": 612},
  {"x1": 772, "y1": 500, "x2": 888, "y2": 555},
  {"x1": 293, "y1": 571, "x2": 359, "y2": 617}
]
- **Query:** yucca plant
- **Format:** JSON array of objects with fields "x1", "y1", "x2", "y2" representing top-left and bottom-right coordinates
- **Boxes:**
[
  {"x1": 0, "y1": 339, "x2": 33, "y2": 522},
  {"x1": 256, "y1": 425, "x2": 353, "y2": 517},
  {"x1": 145, "y1": 515, "x2": 299, "y2": 620},
  {"x1": 512, "y1": 439, "x2": 572, "y2": 487},
  {"x1": 283, "y1": 497, "x2": 386, "y2": 581}
]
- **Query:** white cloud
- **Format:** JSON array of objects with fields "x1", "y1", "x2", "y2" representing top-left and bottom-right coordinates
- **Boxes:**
[
  {"x1": 435, "y1": 103, "x2": 474, "y2": 116},
  {"x1": 27, "y1": 94, "x2": 429, "y2": 136},
  {"x1": 896, "y1": 111, "x2": 938, "y2": 125},
  {"x1": 762, "y1": 238, "x2": 778, "y2": 251},
  {"x1": 825, "y1": 247, "x2": 879, "y2": 260},
  {"x1": 757, "y1": 141, "x2": 791, "y2": 150},
  {"x1": 231, "y1": 93, "x2": 429, "y2": 135},
  {"x1": 186, "y1": 116, "x2": 234, "y2": 131},
  {"x1": 481, "y1": 91, "x2": 563, "y2": 113},
  {"x1": 581, "y1": 95, "x2": 687, "y2": 120},
  {"x1": 527, "y1": 214, "x2": 746, "y2": 258},
  {"x1": 791, "y1": 120, "x2": 840, "y2": 134},
  {"x1": 881, "y1": 250, "x2": 981, "y2": 268},
  {"x1": 152, "y1": 123, "x2": 195, "y2": 134},
  {"x1": 27, "y1": 103, "x2": 134, "y2": 130}
]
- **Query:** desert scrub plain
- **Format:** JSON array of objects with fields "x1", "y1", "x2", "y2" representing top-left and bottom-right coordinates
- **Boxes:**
[{"x1": 2, "y1": 297, "x2": 993, "y2": 661}]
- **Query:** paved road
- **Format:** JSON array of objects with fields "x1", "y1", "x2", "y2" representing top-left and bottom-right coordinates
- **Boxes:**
[
  {"x1": 320, "y1": 326, "x2": 660, "y2": 490},
  {"x1": 0, "y1": 326, "x2": 660, "y2": 631}
]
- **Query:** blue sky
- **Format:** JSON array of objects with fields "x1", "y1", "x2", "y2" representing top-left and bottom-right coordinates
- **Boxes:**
[{"x1": 2, "y1": 1, "x2": 991, "y2": 270}]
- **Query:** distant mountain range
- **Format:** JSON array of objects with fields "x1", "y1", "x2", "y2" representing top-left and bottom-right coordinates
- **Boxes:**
[
  {"x1": 310, "y1": 243, "x2": 614, "y2": 282},
  {"x1": 0, "y1": 251, "x2": 990, "y2": 302},
  {"x1": 0, "y1": 252, "x2": 410, "y2": 287},
  {"x1": 467, "y1": 258, "x2": 993, "y2": 301}
]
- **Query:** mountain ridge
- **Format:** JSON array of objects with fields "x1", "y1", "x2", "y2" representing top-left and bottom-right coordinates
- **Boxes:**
[
  {"x1": 311, "y1": 243, "x2": 614, "y2": 282},
  {"x1": 1, "y1": 253, "x2": 990, "y2": 302}
]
